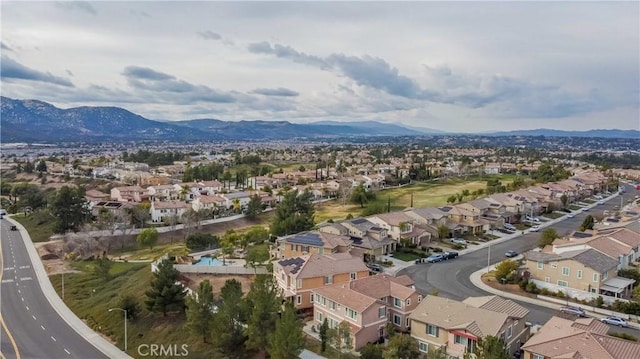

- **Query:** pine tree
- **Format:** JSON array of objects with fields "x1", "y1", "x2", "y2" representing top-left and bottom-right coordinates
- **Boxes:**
[
  {"x1": 270, "y1": 189, "x2": 315, "y2": 236},
  {"x1": 244, "y1": 274, "x2": 281, "y2": 353},
  {"x1": 319, "y1": 318, "x2": 329, "y2": 353},
  {"x1": 185, "y1": 280, "x2": 215, "y2": 343},
  {"x1": 245, "y1": 194, "x2": 263, "y2": 220},
  {"x1": 50, "y1": 186, "x2": 89, "y2": 233},
  {"x1": 211, "y1": 279, "x2": 247, "y2": 359},
  {"x1": 267, "y1": 303, "x2": 305, "y2": 359},
  {"x1": 145, "y1": 259, "x2": 186, "y2": 316}
]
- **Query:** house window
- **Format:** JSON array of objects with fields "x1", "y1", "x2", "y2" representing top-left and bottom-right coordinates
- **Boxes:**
[
  {"x1": 545, "y1": 277, "x2": 550, "y2": 283},
  {"x1": 393, "y1": 314, "x2": 401, "y2": 326},
  {"x1": 406, "y1": 298, "x2": 411, "y2": 306},
  {"x1": 562, "y1": 267, "x2": 570, "y2": 276},
  {"x1": 346, "y1": 308, "x2": 357, "y2": 320},
  {"x1": 316, "y1": 312, "x2": 323, "y2": 322},
  {"x1": 507, "y1": 325, "x2": 513, "y2": 338},
  {"x1": 290, "y1": 244, "x2": 294, "y2": 251},
  {"x1": 324, "y1": 276, "x2": 333, "y2": 285},
  {"x1": 296, "y1": 279, "x2": 302, "y2": 289},
  {"x1": 419, "y1": 341, "x2": 429, "y2": 353},
  {"x1": 301, "y1": 245, "x2": 309, "y2": 253},
  {"x1": 321, "y1": 297, "x2": 326, "y2": 306},
  {"x1": 296, "y1": 295, "x2": 302, "y2": 305},
  {"x1": 603, "y1": 271, "x2": 608, "y2": 280},
  {"x1": 406, "y1": 317, "x2": 410, "y2": 327},
  {"x1": 394, "y1": 297, "x2": 402, "y2": 308},
  {"x1": 418, "y1": 295, "x2": 422, "y2": 302},
  {"x1": 378, "y1": 307, "x2": 386, "y2": 318},
  {"x1": 533, "y1": 354, "x2": 544, "y2": 359},
  {"x1": 350, "y1": 272, "x2": 356, "y2": 281},
  {"x1": 426, "y1": 324, "x2": 439, "y2": 337},
  {"x1": 577, "y1": 270, "x2": 583, "y2": 279},
  {"x1": 318, "y1": 247, "x2": 324, "y2": 254},
  {"x1": 537, "y1": 262, "x2": 544, "y2": 270},
  {"x1": 330, "y1": 301, "x2": 336, "y2": 310},
  {"x1": 310, "y1": 293, "x2": 314, "y2": 303},
  {"x1": 557, "y1": 280, "x2": 568, "y2": 287},
  {"x1": 593, "y1": 273, "x2": 599, "y2": 282},
  {"x1": 454, "y1": 335, "x2": 465, "y2": 345},
  {"x1": 551, "y1": 263, "x2": 558, "y2": 269}
]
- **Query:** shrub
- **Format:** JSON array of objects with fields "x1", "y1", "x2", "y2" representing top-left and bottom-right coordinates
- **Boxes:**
[
  {"x1": 610, "y1": 332, "x2": 638, "y2": 342},
  {"x1": 526, "y1": 282, "x2": 538, "y2": 294},
  {"x1": 518, "y1": 280, "x2": 528, "y2": 290},
  {"x1": 540, "y1": 288, "x2": 550, "y2": 296},
  {"x1": 555, "y1": 290, "x2": 565, "y2": 298}
]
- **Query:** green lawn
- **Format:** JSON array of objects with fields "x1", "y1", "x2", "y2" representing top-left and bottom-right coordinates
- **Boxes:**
[
  {"x1": 11, "y1": 211, "x2": 56, "y2": 242},
  {"x1": 542, "y1": 212, "x2": 564, "y2": 220},
  {"x1": 391, "y1": 252, "x2": 423, "y2": 262}
]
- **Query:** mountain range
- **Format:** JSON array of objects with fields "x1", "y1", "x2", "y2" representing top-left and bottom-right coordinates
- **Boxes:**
[{"x1": 1, "y1": 97, "x2": 637, "y2": 143}]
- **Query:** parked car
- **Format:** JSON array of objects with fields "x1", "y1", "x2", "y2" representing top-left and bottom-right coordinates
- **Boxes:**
[
  {"x1": 366, "y1": 263, "x2": 383, "y2": 272},
  {"x1": 505, "y1": 250, "x2": 518, "y2": 258},
  {"x1": 597, "y1": 201, "x2": 604, "y2": 205},
  {"x1": 600, "y1": 316, "x2": 628, "y2": 327},
  {"x1": 442, "y1": 251, "x2": 459, "y2": 260},
  {"x1": 450, "y1": 238, "x2": 468, "y2": 245},
  {"x1": 525, "y1": 216, "x2": 540, "y2": 222},
  {"x1": 559, "y1": 306, "x2": 586, "y2": 317},
  {"x1": 426, "y1": 254, "x2": 445, "y2": 263},
  {"x1": 567, "y1": 213, "x2": 576, "y2": 218},
  {"x1": 530, "y1": 225, "x2": 541, "y2": 232},
  {"x1": 10, "y1": 225, "x2": 17, "y2": 231},
  {"x1": 503, "y1": 223, "x2": 517, "y2": 231}
]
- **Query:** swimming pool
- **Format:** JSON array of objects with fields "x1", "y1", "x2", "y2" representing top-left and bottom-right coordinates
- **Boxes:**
[{"x1": 194, "y1": 257, "x2": 232, "y2": 266}]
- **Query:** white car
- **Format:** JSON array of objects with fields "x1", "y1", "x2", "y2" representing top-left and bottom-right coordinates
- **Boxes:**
[
  {"x1": 530, "y1": 225, "x2": 541, "y2": 232},
  {"x1": 601, "y1": 316, "x2": 628, "y2": 327},
  {"x1": 567, "y1": 213, "x2": 576, "y2": 218}
]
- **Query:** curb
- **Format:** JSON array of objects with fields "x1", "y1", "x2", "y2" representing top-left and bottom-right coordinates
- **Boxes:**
[
  {"x1": 7, "y1": 217, "x2": 131, "y2": 359},
  {"x1": 469, "y1": 265, "x2": 640, "y2": 330}
]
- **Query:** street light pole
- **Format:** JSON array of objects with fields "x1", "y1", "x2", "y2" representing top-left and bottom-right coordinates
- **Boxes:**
[
  {"x1": 61, "y1": 272, "x2": 64, "y2": 300},
  {"x1": 108, "y1": 308, "x2": 127, "y2": 352}
]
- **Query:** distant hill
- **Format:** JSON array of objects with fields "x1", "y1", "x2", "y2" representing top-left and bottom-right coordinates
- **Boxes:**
[
  {"x1": 483, "y1": 128, "x2": 639, "y2": 139},
  {"x1": 1, "y1": 97, "x2": 637, "y2": 143}
]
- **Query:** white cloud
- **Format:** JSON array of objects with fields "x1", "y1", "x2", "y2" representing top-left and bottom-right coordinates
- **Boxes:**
[{"x1": 0, "y1": 1, "x2": 637, "y2": 132}]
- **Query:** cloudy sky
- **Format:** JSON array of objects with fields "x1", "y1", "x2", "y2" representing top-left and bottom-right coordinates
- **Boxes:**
[{"x1": 1, "y1": 1, "x2": 638, "y2": 132}]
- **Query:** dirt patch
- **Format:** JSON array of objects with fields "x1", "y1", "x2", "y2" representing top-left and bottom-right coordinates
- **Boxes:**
[
  {"x1": 182, "y1": 273, "x2": 254, "y2": 296},
  {"x1": 481, "y1": 275, "x2": 538, "y2": 299},
  {"x1": 35, "y1": 240, "x2": 82, "y2": 275}
]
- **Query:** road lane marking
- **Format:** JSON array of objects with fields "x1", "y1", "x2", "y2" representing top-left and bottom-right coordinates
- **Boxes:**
[
  {"x1": 25, "y1": 306, "x2": 29, "y2": 311},
  {"x1": 21, "y1": 297, "x2": 24, "y2": 301},
  {"x1": 17, "y1": 289, "x2": 20, "y2": 294},
  {"x1": 32, "y1": 315, "x2": 36, "y2": 320},
  {"x1": 64, "y1": 349, "x2": 71, "y2": 355},
  {"x1": 41, "y1": 325, "x2": 45, "y2": 331},
  {"x1": 1, "y1": 279, "x2": 14, "y2": 283},
  {"x1": 18, "y1": 265, "x2": 30, "y2": 269},
  {"x1": 0, "y1": 245, "x2": 22, "y2": 359},
  {"x1": 3, "y1": 267, "x2": 14, "y2": 271},
  {"x1": 51, "y1": 336, "x2": 56, "y2": 342},
  {"x1": 20, "y1": 277, "x2": 33, "y2": 281}
]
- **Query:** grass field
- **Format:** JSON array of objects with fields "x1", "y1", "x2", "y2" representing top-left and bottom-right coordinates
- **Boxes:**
[
  {"x1": 314, "y1": 175, "x2": 517, "y2": 224},
  {"x1": 10, "y1": 211, "x2": 56, "y2": 242}
]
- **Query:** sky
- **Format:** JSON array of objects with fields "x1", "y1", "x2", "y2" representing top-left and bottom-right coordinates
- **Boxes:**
[{"x1": 1, "y1": 1, "x2": 639, "y2": 133}]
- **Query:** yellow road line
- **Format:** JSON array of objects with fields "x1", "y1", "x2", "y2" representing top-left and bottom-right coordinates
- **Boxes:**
[{"x1": 0, "y1": 233, "x2": 22, "y2": 359}]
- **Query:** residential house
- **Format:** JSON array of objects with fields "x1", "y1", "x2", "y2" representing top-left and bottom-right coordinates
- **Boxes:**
[
  {"x1": 273, "y1": 231, "x2": 353, "y2": 259},
  {"x1": 85, "y1": 189, "x2": 110, "y2": 208},
  {"x1": 522, "y1": 316, "x2": 640, "y2": 359},
  {"x1": 90, "y1": 201, "x2": 132, "y2": 220},
  {"x1": 440, "y1": 204, "x2": 490, "y2": 235},
  {"x1": 191, "y1": 195, "x2": 226, "y2": 213},
  {"x1": 274, "y1": 252, "x2": 369, "y2": 312},
  {"x1": 523, "y1": 248, "x2": 634, "y2": 302},
  {"x1": 147, "y1": 185, "x2": 179, "y2": 202},
  {"x1": 458, "y1": 199, "x2": 506, "y2": 231},
  {"x1": 312, "y1": 275, "x2": 422, "y2": 350},
  {"x1": 404, "y1": 207, "x2": 458, "y2": 239},
  {"x1": 367, "y1": 211, "x2": 431, "y2": 246},
  {"x1": 110, "y1": 185, "x2": 146, "y2": 203},
  {"x1": 488, "y1": 193, "x2": 526, "y2": 224},
  {"x1": 150, "y1": 200, "x2": 191, "y2": 223},
  {"x1": 410, "y1": 295, "x2": 530, "y2": 358},
  {"x1": 200, "y1": 180, "x2": 224, "y2": 194},
  {"x1": 220, "y1": 191, "x2": 252, "y2": 210},
  {"x1": 319, "y1": 218, "x2": 395, "y2": 262}
]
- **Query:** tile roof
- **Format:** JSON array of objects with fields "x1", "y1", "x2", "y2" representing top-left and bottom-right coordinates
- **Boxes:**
[
  {"x1": 409, "y1": 295, "x2": 508, "y2": 338},
  {"x1": 368, "y1": 211, "x2": 414, "y2": 226},
  {"x1": 522, "y1": 316, "x2": 640, "y2": 359},
  {"x1": 279, "y1": 253, "x2": 368, "y2": 279},
  {"x1": 347, "y1": 275, "x2": 416, "y2": 300},
  {"x1": 461, "y1": 295, "x2": 529, "y2": 319},
  {"x1": 313, "y1": 284, "x2": 380, "y2": 313},
  {"x1": 524, "y1": 249, "x2": 618, "y2": 273}
]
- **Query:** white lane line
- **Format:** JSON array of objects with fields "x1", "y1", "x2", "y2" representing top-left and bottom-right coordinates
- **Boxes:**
[
  {"x1": 64, "y1": 349, "x2": 70, "y2": 355},
  {"x1": 18, "y1": 265, "x2": 30, "y2": 269},
  {"x1": 51, "y1": 336, "x2": 56, "y2": 342},
  {"x1": 17, "y1": 289, "x2": 20, "y2": 294},
  {"x1": 21, "y1": 297, "x2": 24, "y2": 302},
  {"x1": 25, "y1": 305, "x2": 29, "y2": 311},
  {"x1": 40, "y1": 325, "x2": 45, "y2": 331},
  {"x1": 32, "y1": 315, "x2": 36, "y2": 320}
]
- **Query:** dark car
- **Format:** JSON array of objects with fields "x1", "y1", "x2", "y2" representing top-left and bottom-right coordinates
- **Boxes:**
[
  {"x1": 10, "y1": 225, "x2": 18, "y2": 231},
  {"x1": 426, "y1": 254, "x2": 445, "y2": 263},
  {"x1": 366, "y1": 263, "x2": 383, "y2": 272},
  {"x1": 505, "y1": 250, "x2": 519, "y2": 258},
  {"x1": 442, "y1": 251, "x2": 459, "y2": 260}
]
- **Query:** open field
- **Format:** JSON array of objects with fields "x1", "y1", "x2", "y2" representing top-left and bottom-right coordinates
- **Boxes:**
[{"x1": 314, "y1": 175, "x2": 517, "y2": 224}]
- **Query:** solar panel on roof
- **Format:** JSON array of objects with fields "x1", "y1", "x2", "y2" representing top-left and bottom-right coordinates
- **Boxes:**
[
  {"x1": 352, "y1": 218, "x2": 368, "y2": 224},
  {"x1": 573, "y1": 232, "x2": 593, "y2": 238},
  {"x1": 290, "y1": 233, "x2": 324, "y2": 246}
]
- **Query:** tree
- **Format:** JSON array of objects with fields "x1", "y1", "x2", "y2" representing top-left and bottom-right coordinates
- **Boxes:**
[
  {"x1": 329, "y1": 321, "x2": 353, "y2": 355},
  {"x1": 538, "y1": 228, "x2": 559, "y2": 248},
  {"x1": 447, "y1": 195, "x2": 457, "y2": 204},
  {"x1": 267, "y1": 303, "x2": 305, "y2": 359},
  {"x1": 211, "y1": 279, "x2": 247, "y2": 358},
  {"x1": 119, "y1": 294, "x2": 140, "y2": 320},
  {"x1": 137, "y1": 228, "x2": 159, "y2": 250},
  {"x1": 145, "y1": 259, "x2": 186, "y2": 316},
  {"x1": 245, "y1": 194, "x2": 263, "y2": 220},
  {"x1": 351, "y1": 184, "x2": 369, "y2": 208},
  {"x1": 560, "y1": 194, "x2": 569, "y2": 209},
  {"x1": 185, "y1": 232, "x2": 219, "y2": 251},
  {"x1": 244, "y1": 226, "x2": 269, "y2": 245},
  {"x1": 580, "y1": 215, "x2": 595, "y2": 231},
  {"x1": 36, "y1": 159, "x2": 47, "y2": 173},
  {"x1": 437, "y1": 224, "x2": 450, "y2": 241},
  {"x1": 245, "y1": 244, "x2": 269, "y2": 271},
  {"x1": 319, "y1": 318, "x2": 329, "y2": 352},
  {"x1": 185, "y1": 280, "x2": 215, "y2": 343},
  {"x1": 465, "y1": 335, "x2": 510, "y2": 359},
  {"x1": 93, "y1": 256, "x2": 113, "y2": 281},
  {"x1": 494, "y1": 259, "x2": 519, "y2": 283},
  {"x1": 360, "y1": 344, "x2": 384, "y2": 359},
  {"x1": 244, "y1": 275, "x2": 281, "y2": 353},
  {"x1": 129, "y1": 202, "x2": 150, "y2": 229},
  {"x1": 270, "y1": 190, "x2": 315, "y2": 236},
  {"x1": 383, "y1": 334, "x2": 420, "y2": 359},
  {"x1": 50, "y1": 186, "x2": 89, "y2": 233}
]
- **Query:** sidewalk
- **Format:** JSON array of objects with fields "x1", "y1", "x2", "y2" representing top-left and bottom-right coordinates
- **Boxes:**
[{"x1": 470, "y1": 263, "x2": 640, "y2": 330}]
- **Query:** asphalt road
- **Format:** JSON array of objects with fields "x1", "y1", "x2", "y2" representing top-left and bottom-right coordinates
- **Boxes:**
[
  {"x1": 0, "y1": 220, "x2": 109, "y2": 359},
  {"x1": 399, "y1": 182, "x2": 640, "y2": 336}
]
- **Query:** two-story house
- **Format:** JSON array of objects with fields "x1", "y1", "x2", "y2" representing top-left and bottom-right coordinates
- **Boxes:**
[
  {"x1": 110, "y1": 185, "x2": 146, "y2": 203},
  {"x1": 273, "y1": 231, "x2": 353, "y2": 259},
  {"x1": 312, "y1": 274, "x2": 422, "y2": 350},
  {"x1": 191, "y1": 195, "x2": 226, "y2": 213},
  {"x1": 367, "y1": 212, "x2": 431, "y2": 246},
  {"x1": 522, "y1": 316, "x2": 640, "y2": 359},
  {"x1": 524, "y1": 248, "x2": 634, "y2": 302},
  {"x1": 440, "y1": 205, "x2": 489, "y2": 235},
  {"x1": 410, "y1": 295, "x2": 530, "y2": 358},
  {"x1": 220, "y1": 191, "x2": 252, "y2": 210},
  {"x1": 319, "y1": 218, "x2": 395, "y2": 262},
  {"x1": 150, "y1": 200, "x2": 191, "y2": 223},
  {"x1": 274, "y1": 252, "x2": 369, "y2": 313},
  {"x1": 404, "y1": 207, "x2": 459, "y2": 239},
  {"x1": 147, "y1": 185, "x2": 179, "y2": 202}
]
